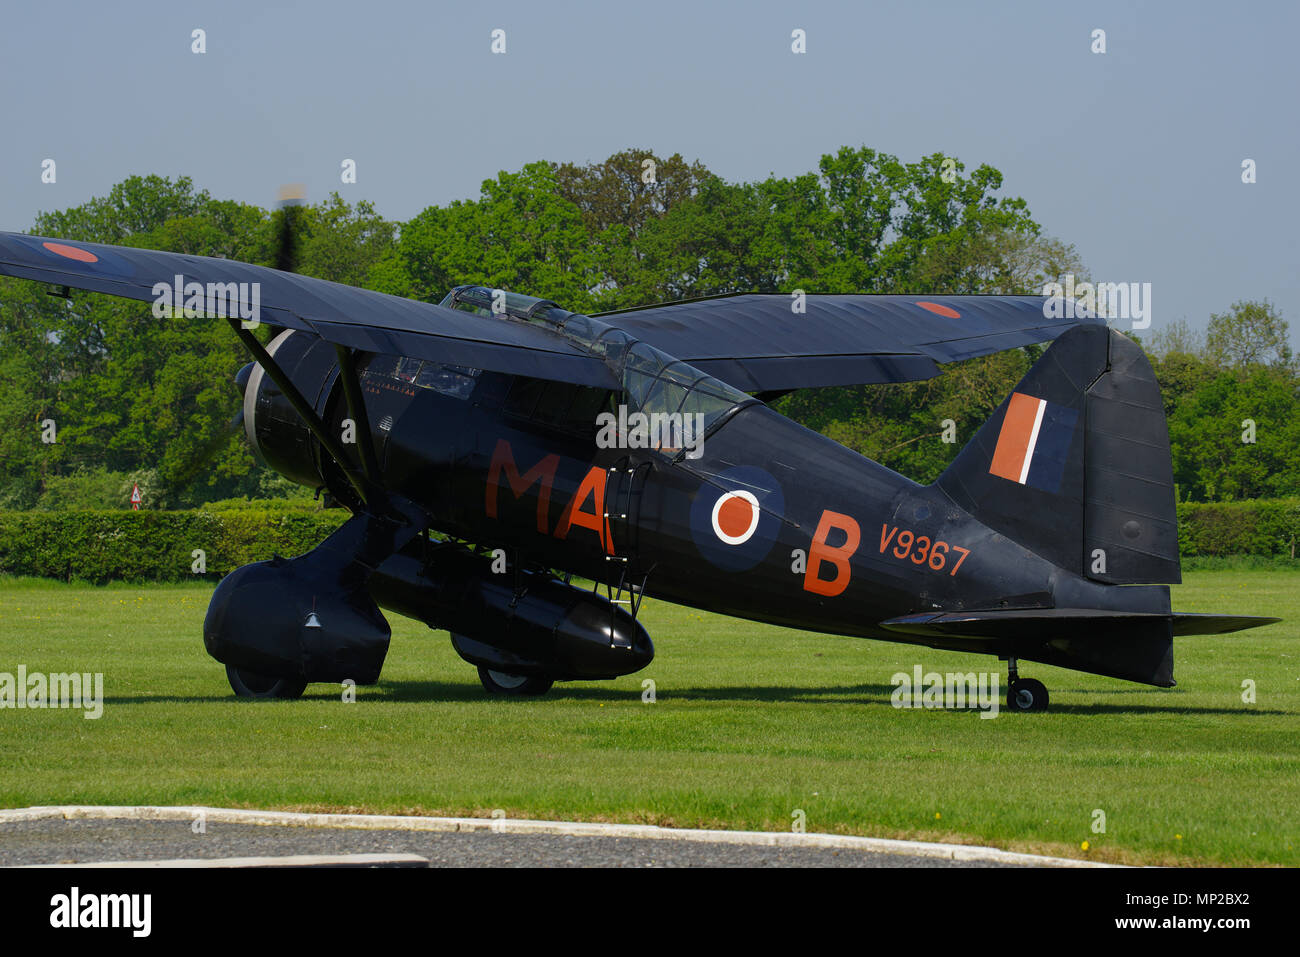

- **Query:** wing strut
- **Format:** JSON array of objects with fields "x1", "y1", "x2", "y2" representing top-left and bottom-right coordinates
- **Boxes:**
[{"x1": 333, "y1": 344, "x2": 382, "y2": 484}]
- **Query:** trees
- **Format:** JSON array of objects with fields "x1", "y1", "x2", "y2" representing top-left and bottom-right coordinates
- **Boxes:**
[
  {"x1": 375, "y1": 162, "x2": 598, "y2": 310},
  {"x1": 6, "y1": 177, "x2": 294, "y2": 508},
  {"x1": 552, "y1": 148, "x2": 712, "y2": 238},
  {"x1": 33, "y1": 174, "x2": 211, "y2": 244},
  {"x1": 1167, "y1": 368, "x2": 1300, "y2": 500},
  {"x1": 1206, "y1": 299, "x2": 1293, "y2": 371},
  {"x1": 1147, "y1": 317, "x2": 1206, "y2": 360},
  {"x1": 630, "y1": 175, "x2": 825, "y2": 302},
  {"x1": 0, "y1": 277, "x2": 63, "y2": 508},
  {"x1": 4, "y1": 156, "x2": 1297, "y2": 510},
  {"x1": 815, "y1": 148, "x2": 1042, "y2": 294},
  {"x1": 775, "y1": 349, "x2": 1033, "y2": 483},
  {"x1": 1153, "y1": 301, "x2": 1300, "y2": 500},
  {"x1": 294, "y1": 194, "x2": 397, "y2": 289}
]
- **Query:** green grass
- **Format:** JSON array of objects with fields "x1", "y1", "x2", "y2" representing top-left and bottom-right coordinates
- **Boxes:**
[
  {"x1": 1181, "y1": 554, "x2": 1300, "y2": 572},
  {"x1": 0, "y1": 571, "x2": 1296, "y2": 866}
]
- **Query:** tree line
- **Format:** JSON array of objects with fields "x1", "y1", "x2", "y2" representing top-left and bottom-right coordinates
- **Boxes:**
[{"x1": 0, "y1": 148, "x2": 1293, "y2": 509}]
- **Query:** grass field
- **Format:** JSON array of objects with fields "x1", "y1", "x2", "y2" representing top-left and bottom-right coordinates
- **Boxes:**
[{"x1": 0, "y1": 570, "x2": 1296, "y2": 866}]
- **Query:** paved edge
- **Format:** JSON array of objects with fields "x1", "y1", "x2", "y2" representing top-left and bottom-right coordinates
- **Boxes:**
[
  {"x1": 0, "y1": 806, "x2": 1117, "y2": 868},
  {"x1": 22, "y1": 852, "x2": 429, "y2": 868}
]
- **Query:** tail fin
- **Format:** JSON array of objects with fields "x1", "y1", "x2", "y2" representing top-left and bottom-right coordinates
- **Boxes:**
[{"x1": 935, "y1": 323, "x2": 1180, "y2": 584}]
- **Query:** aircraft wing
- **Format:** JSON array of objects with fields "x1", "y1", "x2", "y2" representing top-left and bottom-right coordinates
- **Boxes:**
[
  {"x1": 0, "y1": 232, "x2": 1098, "y2": 395},
  {"x1": 597, "y1": 294, "x2": 1100, "y2": 392},
  {"x1": 0, "y1": 232, "x2": 620, "y2": 389}
]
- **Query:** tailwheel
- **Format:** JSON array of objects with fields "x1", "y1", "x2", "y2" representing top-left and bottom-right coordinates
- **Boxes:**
[
  {"x1": 477, "y1": 666, "x2": 553, "y2": 697},
  {"x1": 225, "y1": 664, "x2": 307, "y2": 700}
]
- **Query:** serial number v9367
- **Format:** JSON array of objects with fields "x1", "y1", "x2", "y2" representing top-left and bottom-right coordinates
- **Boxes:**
[{"x1": 879, "y1": 524, "x2": 970, "y2": 576}]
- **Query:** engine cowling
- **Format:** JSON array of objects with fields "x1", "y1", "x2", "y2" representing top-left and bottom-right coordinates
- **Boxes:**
[{"x1": 242, "y1": 328, "x2": 340, "y2": 491}]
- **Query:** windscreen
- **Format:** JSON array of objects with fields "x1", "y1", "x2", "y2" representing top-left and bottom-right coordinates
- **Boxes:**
[{"x1": 437, "y1": 285, "x2": 754, "y2": 442}]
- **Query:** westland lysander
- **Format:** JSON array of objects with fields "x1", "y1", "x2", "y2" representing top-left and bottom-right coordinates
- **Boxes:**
[{"x1": 0, "y1": 231, "x2": 1276, "y2": 710}]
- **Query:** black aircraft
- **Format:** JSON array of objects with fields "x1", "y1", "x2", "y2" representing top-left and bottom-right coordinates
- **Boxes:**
[{"x1": 0, "y1": 230, "x2": 1277, "y2": 711}]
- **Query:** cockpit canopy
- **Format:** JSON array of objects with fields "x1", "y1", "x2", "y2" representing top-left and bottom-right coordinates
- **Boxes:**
[{"x1": 438, "y1": 285, "x2": 752, "y2": 435}]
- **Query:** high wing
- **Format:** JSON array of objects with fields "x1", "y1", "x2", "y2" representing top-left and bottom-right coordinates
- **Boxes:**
[
  {"x1": 0, "y1": 232, "x2": 619, "y2": 389},
  {"x1": 0, "y1": 232, "x2": 1096, "y2": 396},
  {"x1": 597, "y1": 294, "x2": 1100, "y2": 393}
]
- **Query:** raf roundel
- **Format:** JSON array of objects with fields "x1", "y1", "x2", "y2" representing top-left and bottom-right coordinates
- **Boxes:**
[
  {"x1": 42, "y1": 241, "x2": 99, "y2": 263},
  {"x1": 689, "y1": 465, "x2": 784, "y2": 572},
  {"x1": 11, "y1": 233, "x2": 132, "y2": 277},
  {"x1": 711, "y1": 490, "x2": 760, "y2": 545},
  {"x1": 915, "y1": 301, "x2": 961, "y2": 319}
]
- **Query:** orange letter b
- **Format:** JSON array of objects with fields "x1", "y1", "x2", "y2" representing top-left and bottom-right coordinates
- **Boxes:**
[{"x1": 803, "y1": 510, "x2": 860, "y2": 597}]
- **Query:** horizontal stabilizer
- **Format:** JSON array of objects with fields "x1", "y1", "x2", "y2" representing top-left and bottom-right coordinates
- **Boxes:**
[
  {"x1": 1170, "y1": 613, "x2": 1281, "y2": 636},
  {"x1": 880, "y1": 608, "x2": 1276, "y2": 687},
  {"x1": 881, "y1": 608, "x2": 1278, "y2": 641},
  {"x1": 883, "y1": 608, "x2": 1168, "y2": 641}
]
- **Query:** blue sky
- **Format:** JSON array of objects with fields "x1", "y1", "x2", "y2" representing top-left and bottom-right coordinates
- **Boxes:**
[{"x1": 2, "y1": 0, "x2": 1296, "y2": 342}]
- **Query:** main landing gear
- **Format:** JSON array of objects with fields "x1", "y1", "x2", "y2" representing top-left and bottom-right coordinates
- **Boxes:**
[
  {"x1": 1004, "y1": 657, "x2": 1049, "y2": 712},
  {"x1": 225, "y1": 664, "x2": 308, "y2": 700},
  {"x1": 477, "y1": 666, "x2": 554, "y2": 697}
]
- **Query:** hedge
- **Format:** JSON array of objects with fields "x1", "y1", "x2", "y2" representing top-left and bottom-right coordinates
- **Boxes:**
[
  {"x1": 0, "y1": 508, "x2": 349, "y2": 584},
  {"x1": 1, "y1": 499, "x2": 1298, "y2": 584},
  {"x1": 1177, "y1": 498, "x2": 1300, "y2": 559}
]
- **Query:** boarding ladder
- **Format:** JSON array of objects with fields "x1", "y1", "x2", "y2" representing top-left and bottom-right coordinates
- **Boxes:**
[{"x1": 601, "y1": 456, "x2": 652, "y2": 648}]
